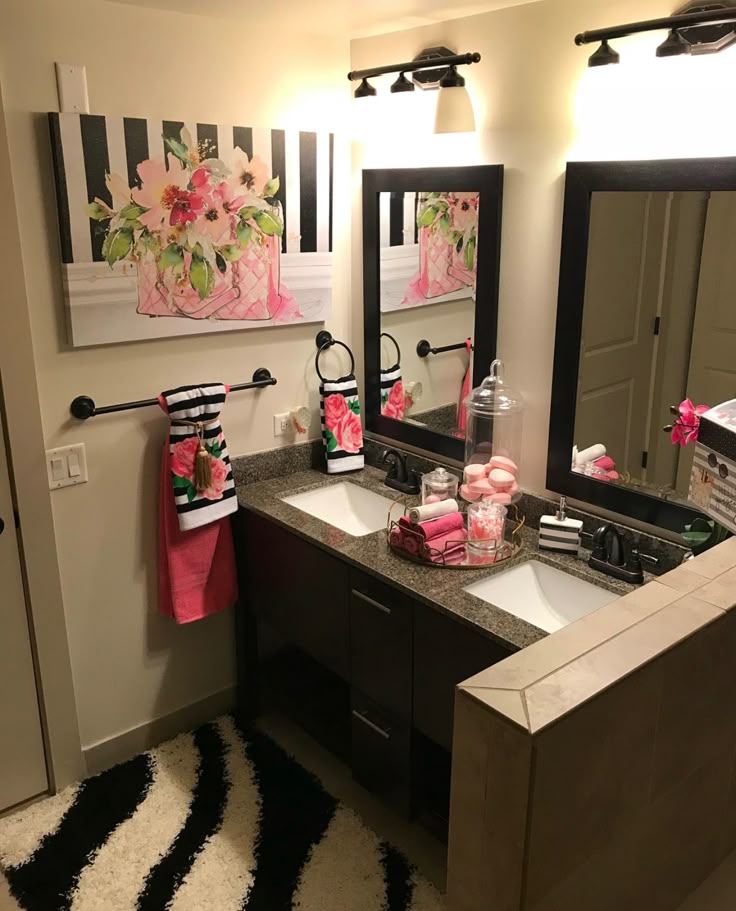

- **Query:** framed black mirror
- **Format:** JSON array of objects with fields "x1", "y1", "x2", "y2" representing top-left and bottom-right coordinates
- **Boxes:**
[
  {"x1": 363, "y1": 166, "x2": 504, "y2": 462},
  {"x1": 548, "y1": 157, "x2": 736, "y2": 533}
]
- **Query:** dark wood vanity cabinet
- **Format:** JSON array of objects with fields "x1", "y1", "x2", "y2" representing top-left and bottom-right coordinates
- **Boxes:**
[{"x1": 238, "y1": 508, "x2": 512, "y2": 828}]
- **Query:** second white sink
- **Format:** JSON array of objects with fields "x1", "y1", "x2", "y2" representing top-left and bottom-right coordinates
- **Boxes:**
[
  {"x1": 463, "y1": 559, "x2": 620, "y2": 633},
  {"x1": 282, "y1": 482, "x2": 400, "y2": 537}
]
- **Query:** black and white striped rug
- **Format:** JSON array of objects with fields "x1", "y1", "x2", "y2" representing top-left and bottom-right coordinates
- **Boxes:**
[{"x1": 0, "y1": 717, "x2": 444, "y2": 911}]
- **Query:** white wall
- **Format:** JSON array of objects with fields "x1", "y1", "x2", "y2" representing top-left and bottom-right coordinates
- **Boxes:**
[
  {"x1": 351, "y1": 0, "x2": 736, "y2": 496},
  {"x1": 1, "y1": 0, "x2": 350, "y2": 751}
]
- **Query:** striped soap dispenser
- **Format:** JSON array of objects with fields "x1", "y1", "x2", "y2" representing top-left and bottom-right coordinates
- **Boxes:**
[{"x1": 539, "y1": 497, "x2": 583, "y2": 554}]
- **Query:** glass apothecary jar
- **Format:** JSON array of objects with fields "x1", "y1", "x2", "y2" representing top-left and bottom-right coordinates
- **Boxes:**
[
  {"x1": 421, "y1": 466, "x2": 459, "y2": 505},
  {"x1": 461, "y1": 359, "x2": 524, "y2": 502}
]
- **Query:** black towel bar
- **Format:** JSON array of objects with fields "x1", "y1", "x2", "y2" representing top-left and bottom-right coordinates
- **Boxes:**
[
  {"x1": 416, "y1": 339, "x2": 471, "y2": 358},
  {"x1": 70, "y1": 368, "x2": 277, "y2": 420}
]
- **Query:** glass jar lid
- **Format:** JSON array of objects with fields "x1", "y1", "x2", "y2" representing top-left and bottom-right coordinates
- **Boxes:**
[
  {"x1": 423, "y1": 466, "x2": 455, "y2": 491},
  {"x1": 464, "y1": 359, "x2": 524, "y2": 417}
]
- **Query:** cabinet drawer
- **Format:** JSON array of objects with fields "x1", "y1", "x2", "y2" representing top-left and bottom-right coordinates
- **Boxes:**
[
  {"x1": 349, "y1": 571, "x2": 412, "y2": 721},
  {"x1": 351, "y1": 691, "x2": 411, "y2": 817},
  {"x1": 243, "y1": 511, "x2": 349, "y2": 679}
]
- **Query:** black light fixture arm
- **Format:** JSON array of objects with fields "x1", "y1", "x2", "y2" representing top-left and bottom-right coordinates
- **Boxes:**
[
  {"x1": 575, "y1": 7, "x2": 736, "y2": 45},
  {"x1": 347, "y1": 52, "x2": 480, "y2": 82}
]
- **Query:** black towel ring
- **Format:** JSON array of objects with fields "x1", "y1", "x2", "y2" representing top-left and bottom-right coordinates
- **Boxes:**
[
  {"x1": 315, "y1": 330, "x2": 356, "y2": 382},
  {"x1": 380, "y1": 332, "x2": 401, "y2": 368}
]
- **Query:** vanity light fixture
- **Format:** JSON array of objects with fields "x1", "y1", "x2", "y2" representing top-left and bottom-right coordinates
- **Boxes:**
[
  {"x1": 354, "y1": 78, "x2": 377, "y2": 99},
  {"x1": 587, "y1": 40, "x2": 621, "y2": 67},
  {"x1": 656, "y1": 28, "x2": 691, "y2": 56},
  {"x1": 390, "y1": 72, "x2": 415, "y2": 93},
  {"x1": 575, "y1": 2, "x2": 736, "y2": 62},
  {"x1": 348, "y1": 49, "x2": 480, "y2": 132}
]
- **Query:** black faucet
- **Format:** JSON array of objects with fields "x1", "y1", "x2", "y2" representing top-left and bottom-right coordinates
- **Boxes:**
[
  {"x1": 589, "y1": 523, "x2": 648, "y2": 585},
  {"x1": 380, "y1": 448, "x2": 421, "y2": 495}
]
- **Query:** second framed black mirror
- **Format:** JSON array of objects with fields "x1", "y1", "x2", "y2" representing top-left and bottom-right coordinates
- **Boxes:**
[{"x1": 363, "y1": 166, "x2": 504, "y2": 462}]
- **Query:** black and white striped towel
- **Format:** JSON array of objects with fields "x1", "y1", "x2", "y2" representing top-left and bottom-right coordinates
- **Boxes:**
[
  {"x1": 160, "y1": 384, "x2": 237, "y2": 531},
  {"x1": 320, "y1": 375, "x2": 365, "y2": 474}
]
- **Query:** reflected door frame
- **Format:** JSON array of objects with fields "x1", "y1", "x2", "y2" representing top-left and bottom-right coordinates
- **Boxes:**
[
  {"x1": 547, "y1": 158, "x2": 736, "y2": 533},
  {"x1": 363, "y1": 166, "x2": 504, "y2": 463}
]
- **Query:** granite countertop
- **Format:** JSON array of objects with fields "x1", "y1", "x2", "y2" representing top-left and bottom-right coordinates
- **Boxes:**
[{"x1": 236, "y1": 466, "x2": 643, "y2": 652}]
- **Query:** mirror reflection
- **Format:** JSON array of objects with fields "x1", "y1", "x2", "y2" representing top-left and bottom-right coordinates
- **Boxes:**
[
  {"x1": 573, "y1": 190, "x2": 736, "y2": 501},
  {"x1": 377, "y1": 190, "x2": 479, "y2": 438}
]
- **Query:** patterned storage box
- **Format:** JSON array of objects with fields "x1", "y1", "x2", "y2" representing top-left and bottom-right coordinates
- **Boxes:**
[{"x1": 689, "y1": 400, "x2": 736, "y2": 534}]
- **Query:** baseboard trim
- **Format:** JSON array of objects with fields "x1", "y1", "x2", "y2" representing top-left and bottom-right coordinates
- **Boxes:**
[{"x1": 83, "y1": 687, "x2": 236, "y2": 776}]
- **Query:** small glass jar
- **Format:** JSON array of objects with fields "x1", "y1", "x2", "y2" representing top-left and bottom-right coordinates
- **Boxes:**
[
  {"x1": 466, "y1": 501, "x2": 507, "y2": 565},
  {"x1": 421, "y1": 466, "x2": 459, "y2": 505}
]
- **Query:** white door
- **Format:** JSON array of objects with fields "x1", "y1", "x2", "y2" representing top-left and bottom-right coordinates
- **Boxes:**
[
  {"x1": 0, "y1": 381, "x2": 48, "y2": 810},
  {"x1": 676, "y1": 192, "x2": 736, "y2": 493},
  {"x1": 575, "y1": 192, "x2": 663, "y2": 474}
]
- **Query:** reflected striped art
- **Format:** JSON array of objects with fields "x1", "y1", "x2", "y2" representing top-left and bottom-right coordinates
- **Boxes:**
[{"x1": 48, "y1": 113, "x2": 334, "y2": 347}]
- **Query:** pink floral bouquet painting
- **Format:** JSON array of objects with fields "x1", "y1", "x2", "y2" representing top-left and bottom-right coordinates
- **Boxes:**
[
  {"x1": 401, "y1": 191, "x2": 480, "y2": 307},
  {"x1": 48, "y1": 113, "x2": 334, "y2": 346}
]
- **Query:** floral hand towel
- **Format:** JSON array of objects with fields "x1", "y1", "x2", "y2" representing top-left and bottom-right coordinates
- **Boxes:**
[
  {"x1": 380, "y1": 365, "x2": 405, "y2": 421},
  {"x1": 159, "y1": 383, "x2": 237, "y2": 531},
  {"x1": 320, "y1": 376, "x2": 365, "y2": 474}
]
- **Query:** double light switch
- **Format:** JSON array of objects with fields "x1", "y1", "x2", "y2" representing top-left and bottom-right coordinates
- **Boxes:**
[{"x1": 46, "y1": 444, "x2": 88, "y2": 489}]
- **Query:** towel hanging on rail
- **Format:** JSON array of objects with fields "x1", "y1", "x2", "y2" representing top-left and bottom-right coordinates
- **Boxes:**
[
  {"x1": 159, "y1": 384, "x2": 238, "y2": 530},
  {"x1": 380, "y1": 332, "x2": 405, "y2": 421},
  {"x1": 157, "y1": 383, "x2": 238, "y2": 623},
  {"x1": 316, "y1": 336, "x2": 365, "y2": 474}
]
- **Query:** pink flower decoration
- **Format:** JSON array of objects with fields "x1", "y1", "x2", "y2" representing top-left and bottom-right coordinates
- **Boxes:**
[
  {"x1": 133, "y1": 155, "x2": 189, "y2": 231},
  {"x1": 324, "y1": 393, "x2": 348, "y2": 430},
  {"x1": 169, "y1": 189, "x2": 204, "y2": 226},
  {"x1": 216, "y1": 180, "x2": 246, "y2": 215},
  {"x1": 671, "y1": 398, "x2": 710, "y2": 447},
  {"x1": 334, "y1": 410, "x2": 363, "y2": 454},
  {"x1": 171, "y1": 436, "x2": 199, "y2": 479},
  {"x1": 199, "y1": 455, "x2": 228, "y2": 500}
]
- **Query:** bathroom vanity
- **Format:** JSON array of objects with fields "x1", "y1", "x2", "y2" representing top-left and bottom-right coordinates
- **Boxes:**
[{"x1": 234, "y1": 465, "x2": 634, "y2": 834}]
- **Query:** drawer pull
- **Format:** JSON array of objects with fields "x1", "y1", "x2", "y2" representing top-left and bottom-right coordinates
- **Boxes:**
[
  {"x1": 352, "y1": 709, "x2": 392, "y2": 739},
  {"x1": 352, "y1": 590, "x2": 392, "y2": 615}
]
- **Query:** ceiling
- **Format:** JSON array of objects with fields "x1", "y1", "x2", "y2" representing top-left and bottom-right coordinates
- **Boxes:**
[{"x1": 107, "y1": 0, "x2": 542, "y2": 38}]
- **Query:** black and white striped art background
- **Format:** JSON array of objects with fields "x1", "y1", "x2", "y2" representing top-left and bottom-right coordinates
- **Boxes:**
[
  {"x1": 379, "y1": 191, "x2": 419, "y2": 249},
  {"x1": 48, "y1": 113, "x2": 334, "y2": 265},
  {"x1": 0, "y1": 717, "x2": 443, "y2": 911}
]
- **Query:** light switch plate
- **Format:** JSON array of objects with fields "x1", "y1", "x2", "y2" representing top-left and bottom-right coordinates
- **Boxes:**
[
  {"x1": 54, "y1": 63, "x2": 90, "y2": 114},
  {"x1": 46, "y1": 444, "x2": 88, "y2": 490}
]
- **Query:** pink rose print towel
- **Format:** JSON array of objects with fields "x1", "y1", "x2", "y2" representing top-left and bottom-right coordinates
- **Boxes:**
[
  {"x1": 320, "y1": 377, "x2": 365, "y2": 474},
  {"x1": 158, "y1": 383, "x2": 238, "y2": 623},
  {"x1": 159, "y1": 384, "x2": 238, "y2": 530},
  {"x1": 380, "y1": 365, "x2": 405, "y2": 421}
]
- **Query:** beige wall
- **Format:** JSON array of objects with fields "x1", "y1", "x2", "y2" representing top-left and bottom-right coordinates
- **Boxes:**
[
  {"x1": 351, "y1": 0, "x2": 736, "y2": 496},
  {"x1": 1, "y1": 0, "x2": 350, "y2": 751}
]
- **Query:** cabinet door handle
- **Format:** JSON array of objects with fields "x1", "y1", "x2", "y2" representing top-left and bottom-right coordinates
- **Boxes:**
[
  {"x1": 352, "y1": 590, "x2": 392, "y2": 615},
  {"x1": 352, "y1": 709, "x2": 392, "y2": 739}
]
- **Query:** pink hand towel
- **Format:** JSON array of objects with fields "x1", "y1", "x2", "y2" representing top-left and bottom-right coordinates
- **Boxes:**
[
  {"x1": 423, "y1": 528, "x2": 468, "y2": 559},
  {"x1": 399, "y1": 512, "x2": 464, "y2": 542},
  {"x1": 158, "y1": 384, "x2": 238, "y2": 623}
]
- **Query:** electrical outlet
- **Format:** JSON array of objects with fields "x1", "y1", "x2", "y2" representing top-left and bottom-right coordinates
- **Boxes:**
[{"x1": 273, "y1": 413, "x2": 291, "y2": 437}]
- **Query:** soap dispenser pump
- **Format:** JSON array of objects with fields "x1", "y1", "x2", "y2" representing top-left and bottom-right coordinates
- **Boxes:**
[{"x1": 539, "y1": 496, "x2": 583, "y2": 554}]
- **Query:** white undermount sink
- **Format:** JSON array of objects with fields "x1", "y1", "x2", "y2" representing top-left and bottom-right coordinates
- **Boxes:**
[
  {"x1": 281, "y1": 482, "x2": 400, "y2": 537},
  {"x1": 463, "y1": 559, "x2": 620, "y2": 633}
]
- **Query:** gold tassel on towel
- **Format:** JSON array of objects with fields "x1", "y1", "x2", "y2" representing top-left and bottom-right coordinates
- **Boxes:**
[{"x1": 193, "y1": 425, "x2": 212, "y2": 492}]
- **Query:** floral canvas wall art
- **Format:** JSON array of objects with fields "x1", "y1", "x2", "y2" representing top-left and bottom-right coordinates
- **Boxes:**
[
  {"x1": 48, "y1": 113, "x2": 334, "y2": 346},
  {"x1": 379, "y1": 190, "x2": 479, "y2": 312}
]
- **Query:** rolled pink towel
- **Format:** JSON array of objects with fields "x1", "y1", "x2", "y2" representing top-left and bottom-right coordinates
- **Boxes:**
[
  {"x1": 399, "y1": 512, "x2": 464, "y2": 543},
  {"x1": 427, "y1": 540, "x2": 467, "y2": 564},
  {"x1": 594, "y1": 455, "x2": 616, "y2": 471},
  {"x1": 423, "y1": 528, "x2": 467, "y2": 558}
]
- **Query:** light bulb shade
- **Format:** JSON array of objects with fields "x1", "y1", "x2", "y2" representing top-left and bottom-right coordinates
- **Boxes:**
[
  {"x1": 656, "y1": 29, "x2": 690, "y2": 57},
  {"x1": 390, "y1": 72, "x2": 415, "y2": 93},
  {"x1": 434, "y1": 84, "x2": 476, "y2": 133},
  {"x1": 588, "y1": 40, "x2": 620, "y2": 67},
  {"x1": 354, "y1": 78, "x2": 377, "y2": 99}
]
